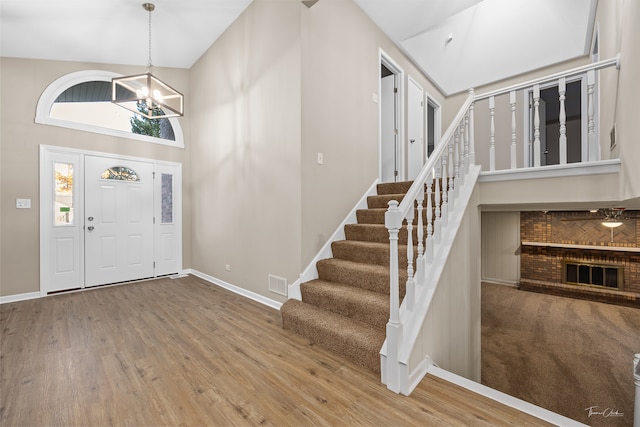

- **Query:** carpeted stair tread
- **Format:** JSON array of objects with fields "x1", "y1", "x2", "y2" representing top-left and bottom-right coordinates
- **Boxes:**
[
  {"x1": 331, "y1": 240, "x2": 417, "y2": 267},
  {"x1": 367, "y1": 193, "x2": 439, "y2": 209},
  {"x1": 316, "y1": 258, "x2": 407, "y2": 296},
  {"x1": 376, "y1": 181, "x2": 415, "y2": 195},
  {"x1": 356, "y1": 208, "x2": 437, "y2": 225},
  {"x1": 280, "y1": 179, "x2": 431, "y2": 374},
  {"x1": 280, "y1": 299, "x2": 385, "y2": 372},
  {"x1": 376, "y1": 179, "x2": 452, "y2": 196},
  {"x1": 300, "y1": 279, "x2": 389, "y2": 329},
  {"x1": 344, "y1": 223, "x2": 427, "y2": 244}
]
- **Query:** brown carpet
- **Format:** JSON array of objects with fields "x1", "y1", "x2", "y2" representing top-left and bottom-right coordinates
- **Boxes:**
[
  {"x1": 482, "y1": 282, "x2": 640, "y2": 427},
  {"x1": 281, "y1": 180, "x2": 423, "y2": 372}
]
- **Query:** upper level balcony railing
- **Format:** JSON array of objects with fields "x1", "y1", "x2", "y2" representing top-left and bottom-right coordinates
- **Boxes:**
[{"x1": 473, "y1": 55, "x2": 620, "y2": 173}]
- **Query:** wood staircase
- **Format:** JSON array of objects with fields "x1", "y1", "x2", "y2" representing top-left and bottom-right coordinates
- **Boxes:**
[{"x1": 281, "y1": 180, "x2": 437, "y2": 372}]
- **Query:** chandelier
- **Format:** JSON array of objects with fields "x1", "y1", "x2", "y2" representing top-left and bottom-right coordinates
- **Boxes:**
[{"x1": 111, "y1": 3, "x2": 184, "y2": 119}]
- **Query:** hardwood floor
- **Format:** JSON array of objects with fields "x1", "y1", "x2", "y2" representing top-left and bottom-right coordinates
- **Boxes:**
[{"x1": 1, "y1": 275, "x2": 551, "y2": 426}]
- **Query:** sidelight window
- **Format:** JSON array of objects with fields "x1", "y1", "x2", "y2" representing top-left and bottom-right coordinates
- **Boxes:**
[{"x1": 54, "y1": 162, "x2": 74, "y2": 226}]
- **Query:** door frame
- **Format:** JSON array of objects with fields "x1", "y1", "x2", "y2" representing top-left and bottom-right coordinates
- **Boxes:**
[
  {"x1": 379, "y1": 49, "x2": 405, "y2": 182},
  {"x1": 425, "y1": 94, "x2": 442, "y2": 158},
  {"x1": 39, "y1": 145, "x2": 183, "y2": 296}
]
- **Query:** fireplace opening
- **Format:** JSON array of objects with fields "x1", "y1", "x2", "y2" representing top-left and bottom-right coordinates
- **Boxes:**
[{"x1": 563, "y1": 260, "x2": 622, "y2": 289}]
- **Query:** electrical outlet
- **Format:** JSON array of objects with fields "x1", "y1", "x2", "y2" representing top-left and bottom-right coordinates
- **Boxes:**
[
  {"x1": 225, "y1": 264, "x2": 231, "y2": 272},
  {"x1": 317, "y1": 152, "x2": 324, "y2": 165}
]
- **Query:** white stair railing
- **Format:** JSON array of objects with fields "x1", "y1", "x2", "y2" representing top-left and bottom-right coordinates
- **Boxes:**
[
  {"x1": 384, "y1": 91, "x2": 476, "y2": 393},
  {"x1": 382, "y1": 56, "x2": 622, "y2": 396},
  {"x1": 475, "y1": 55, "x2": 620, "y2": 171}
]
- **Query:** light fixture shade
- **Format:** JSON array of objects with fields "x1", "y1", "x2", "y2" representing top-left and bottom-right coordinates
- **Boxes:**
[
  {"x1": 112, "y1": 72, "x2": 183, "y2": 119},
  {"x1": 602, "y1": 219, "x2": 623, "y2": 228}
]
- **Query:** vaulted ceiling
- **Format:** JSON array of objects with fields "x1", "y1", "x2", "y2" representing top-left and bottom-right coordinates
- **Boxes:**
[
  {"x1": 1, "y1": 0, "x2": 596, "y2": 95},
  {"x1": 0, "y1": 0, "x2": 253, "y2": 69},
  {"x1": 354, "y1": 0, "x2": 598, "y2": 94}
]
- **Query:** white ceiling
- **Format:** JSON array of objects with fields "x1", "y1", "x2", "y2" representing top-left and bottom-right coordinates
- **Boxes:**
[
  {"x1": 1, "y1": 0, "x2": 596, "y2": 94},
  {"x1": 0, "y1": 0, "x2": 253, "y2": 69},
  {"x1": 354, "y1": 0, "x2": 597, "y2": 94}
]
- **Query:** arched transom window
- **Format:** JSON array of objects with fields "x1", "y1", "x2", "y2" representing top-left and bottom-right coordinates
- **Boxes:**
[{"x1": 35, "y1": 70, "x2": 184, "y2": 148}]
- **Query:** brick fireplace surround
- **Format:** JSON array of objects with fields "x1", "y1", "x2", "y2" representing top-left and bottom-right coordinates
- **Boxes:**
[{"x1": 519, "y1": 211, "x2": 640, "y2": 307}]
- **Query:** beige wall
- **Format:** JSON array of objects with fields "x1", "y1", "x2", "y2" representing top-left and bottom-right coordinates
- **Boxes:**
[
  {"x1": 0, "y1": 57, "x2": 191, "y2": 297},
  {"x1": 481, "y1": 212, "x2": 520, "y2": 285},
  {"x1": 613, "y1": 0, "x2": 640, "y2": 202},
  {"x1": 300, "y1": 0, "x2": 446, "y2": 263},
  {"x1": 188, "y1": 0, "x2": 303, "y2": 303}
]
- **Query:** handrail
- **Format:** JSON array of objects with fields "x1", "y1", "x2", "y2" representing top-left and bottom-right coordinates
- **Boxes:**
[
  {"x1": 397, "y1": 93, "x2": 474, "y2": 216},
  {"x1": 384, "y1": 89, "x2": 475, "y2": 394},
  {"x1": 475, "y1": 55, "x2": 620, "y2": 101}
]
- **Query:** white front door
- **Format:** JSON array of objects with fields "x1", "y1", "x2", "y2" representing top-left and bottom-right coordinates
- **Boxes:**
[{"x1": 84, "y1": 156, "x2": 154, "y2": 287}]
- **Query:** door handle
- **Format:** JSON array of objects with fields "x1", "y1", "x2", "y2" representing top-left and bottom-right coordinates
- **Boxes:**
[
  {"x1": 410, "y1": 139, "x2": 415, "y2": 144},
  {"x1": 87, "y1": 226, "x2": 94, "y2": 231}
]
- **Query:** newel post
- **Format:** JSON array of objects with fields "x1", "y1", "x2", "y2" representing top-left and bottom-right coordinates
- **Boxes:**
[{"x1": 385, "y1": 200, "x2": 404, "y2": 393}]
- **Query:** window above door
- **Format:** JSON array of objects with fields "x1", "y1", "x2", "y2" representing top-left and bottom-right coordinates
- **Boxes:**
[{"x1": 35, "y1": 70, "x2": 184, "y2": 148}]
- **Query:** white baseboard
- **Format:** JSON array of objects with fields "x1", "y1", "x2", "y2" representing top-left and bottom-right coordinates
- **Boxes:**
[
  {"x1": 427, "y1": 365, "x2": 587, "y2": 427},
  {"x1": 0, "y1": 291, "x2": 41, "y2": 304},
  {"x1": 481, "y1": 278, "x2": 519, "y2": 287},
  {"x1": 187, "y1": 269, "x2": 282, "y2": 310}
]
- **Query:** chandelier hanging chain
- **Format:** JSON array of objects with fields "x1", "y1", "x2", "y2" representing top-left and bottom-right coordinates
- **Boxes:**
[{"x1": 144, "y1": 3, "x2": 155, "y2": 71}]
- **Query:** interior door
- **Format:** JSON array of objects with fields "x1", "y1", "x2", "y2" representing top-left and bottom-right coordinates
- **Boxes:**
[
  {"x1": 381, "y1": 72, "x2": 398, "y2": 182},
  {"x1": 407, "y1": 78, "x2": 425, "y2": 180},
  {"x1": 84, "y1": 156, "x2": 154, "y2": 287}
]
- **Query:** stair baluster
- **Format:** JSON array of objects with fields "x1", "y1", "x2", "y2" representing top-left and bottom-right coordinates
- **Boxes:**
[
  {"x1": 415, "y1": 190, "x2": 425, "y2": 287},
  {"x1": 448, "y1": 138, "x2": 455, "y2": 208},
  {"x1": 489, "y1": 95, "x2": 496, "y2": 171},
  {"x1": 454, "y1": 127, "x2": 461, "y2": 197},
  {"x1": 405, "y1": 209, "x2": 415, "y2": 311},
  {"x1": 434, "y1": 164, "x2": 442, "y2": 243},
  {"x1": 458, "y1": 123, "x2": 465, "y2": 188},
  {"x1": 559, "y1": 77, "x2": 567, "y2": 165},
  {"x1": 533, "y1": 84, "x2": 541, "y2": 167},
  {"x1": 510, "y1": 90, "x2": 517, "y2": 169},
  {"x1": 441, "y1": 152, "x2": 449, "y2": 227},
  {"x1": 587, "y1": 70, "x2": 597, "y2": 161},
  {"x1": 468, "y1": 88, "x2": 475, "y2": 167},
  {"x1": 425, "y1": 176, "x2": 434, "y2": 264}
]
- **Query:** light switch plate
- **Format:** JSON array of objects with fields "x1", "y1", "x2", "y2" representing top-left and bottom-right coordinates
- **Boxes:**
[{"x1": 16, "y1": 199, "x2": 31, "y2": 209}]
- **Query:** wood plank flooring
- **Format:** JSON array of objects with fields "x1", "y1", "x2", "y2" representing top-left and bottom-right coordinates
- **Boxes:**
[{"x1": 1, "y1": 275, "x2": 551, "y2": 426}]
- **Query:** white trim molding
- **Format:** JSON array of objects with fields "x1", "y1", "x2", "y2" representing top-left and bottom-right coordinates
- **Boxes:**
[
  {"x1": 0, "y1": 292, "x2": 42, "y2": 305},
  {"x1": 188, "y1": 269, "x2": 283, "y2": 311}
]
